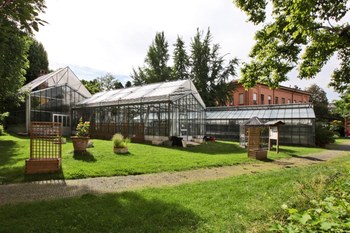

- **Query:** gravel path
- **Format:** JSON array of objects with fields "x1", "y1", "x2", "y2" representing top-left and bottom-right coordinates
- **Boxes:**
[{"x1": 1, "y1": 142, "x2": 349, "y2": 205}]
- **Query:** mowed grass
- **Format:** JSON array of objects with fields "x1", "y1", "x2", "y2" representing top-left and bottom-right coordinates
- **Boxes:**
[
  {"x1": 0, "y1": 134, "x2": 326, "y2": 183},
  {"x1": 0, "y1": 156, "x2": 349, "y2": 232}
]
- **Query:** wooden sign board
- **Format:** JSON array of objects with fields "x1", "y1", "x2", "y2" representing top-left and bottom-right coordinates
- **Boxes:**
[{"x1": 269, "y1": 126, "x2": 278, "y2": 140}]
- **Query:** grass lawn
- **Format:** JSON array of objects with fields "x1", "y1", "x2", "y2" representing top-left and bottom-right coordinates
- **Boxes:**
[
  {"x1": 0, "y1": 134, "x2": 326, "y2": 183},
  {"x1": 0, "y1": 155, "x2": 349, "y2": 232}
]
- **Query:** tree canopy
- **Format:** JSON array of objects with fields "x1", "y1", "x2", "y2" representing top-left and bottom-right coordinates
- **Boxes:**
[
  {"x1": 25, "y1": 38, "x2": 49, "y2": 83},
  {"x1": 131, "y1": 29, "x2": 238, "y2": 107},
  {"x1": 131, "y1": 32, "x2": 172, "y2": 85},
  {"x1": 233, "y1": 0, "x2": 350, "y2": 93},
  {"x1": 305, "y1": 84, "x2": 329, "y2": 120},
  {"x1": 0, "y1": 0, "x2": 47, "y2": 111}
]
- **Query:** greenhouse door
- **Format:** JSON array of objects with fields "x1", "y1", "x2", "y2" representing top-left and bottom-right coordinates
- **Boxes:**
[
  {"x1": 53, "y1": 114, "x2": 71, "y2": 136},
  {"x1": 179, "y1": 114, "x2": 188, "y2": 140}
]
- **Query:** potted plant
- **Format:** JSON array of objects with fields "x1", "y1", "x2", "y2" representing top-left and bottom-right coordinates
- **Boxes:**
[
  {"x1": 71, "y1": 118, "x2": 90, "y2": 153},
  {"x1": 112, "y1": 133, "x2": 129, "y2": 154}
]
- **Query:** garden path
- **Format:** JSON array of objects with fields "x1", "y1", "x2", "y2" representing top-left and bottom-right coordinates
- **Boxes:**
[{"x1": 0, "y1": 141, "x2": 349, "y2": 205}]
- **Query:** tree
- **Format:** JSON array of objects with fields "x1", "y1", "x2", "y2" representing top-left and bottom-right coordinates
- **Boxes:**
[
  {"x1": 335, "y1": 90, "x2": 350, "y2": 118},
  {"x1": 0, "y1": 0, "x2": 47, "y2": 111},
  {"x1": 190, "y1": 29, "x2": 238, "y2": 106},
  {"x1": 114, "y1": 80, "x2": 124, "y2": 89},
  {"x1": 25, "y1": 38, "x2": 49, "y2": 83},
  {"x1": 125, "y1": 81, "x2": 132, "y2": 88},
  {"x1": 306, "y1": 84, "x2": 329, "y2": 120},
  {"x1": 233, "y1": 0, "x2": 350, "y2": 93},
  {"x1": 81, "y1": 79, "x2": 102, "y2": 95},
  {"x1": 172, "y1": 36, "x2": 190, "y2": 80},
  {"x1": 131, "y1": 32, "x2": 172, "y2": 85},
  {"x1": 97, "y1": 73, "x2": 123, "y2": 91}
]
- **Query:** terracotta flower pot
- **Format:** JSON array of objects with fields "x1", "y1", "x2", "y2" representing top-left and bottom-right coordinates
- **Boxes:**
[
  {"x1": 71, "y1": 136, "x2": 90, "y2": 153},
  {"x1": 114, "y1": 147, "x2": 128, "y2": 154}
]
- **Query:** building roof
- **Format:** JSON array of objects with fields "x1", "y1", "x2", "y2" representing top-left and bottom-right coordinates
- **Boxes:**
[
  {"x1": 75, "y1": 79, "x2": 206, "y2": 108},
  {"x1": 21, "y1": 67, "x2": 91, "y2": 98},
  {"x1": 206, "y1": 104, "x2": 315, "y2": 120}
]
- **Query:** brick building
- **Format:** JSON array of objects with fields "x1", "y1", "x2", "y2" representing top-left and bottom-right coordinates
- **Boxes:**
[{"x1": 229, "y1": 81, "x2": 311, "y2": 106}]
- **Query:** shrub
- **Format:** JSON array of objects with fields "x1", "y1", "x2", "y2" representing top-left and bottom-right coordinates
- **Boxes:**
[
  {"x1": 112, "y1": 133, "x2": 129, "y2": 148},
  {"x1": 315, "y1": 123, "x2": 335, "y2": 147},
  {"x1": 270, "y1": 170, "x2": 350, "y2": 232},
  {"x1": 0, "y1": 124, "x2": 4, "y2": 136},
  {"x1": 75, "y1": 118, "x2": 90, "y2": 137}
]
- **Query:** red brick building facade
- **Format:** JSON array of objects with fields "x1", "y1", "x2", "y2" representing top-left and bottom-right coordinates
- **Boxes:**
[{"x1": 229, "y1": 81, "x2": 311, "y2": 106}]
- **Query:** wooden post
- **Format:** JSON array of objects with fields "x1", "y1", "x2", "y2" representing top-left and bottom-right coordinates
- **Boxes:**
[{"x1": 276, "y1": 125, "x2": 280, "y2": 153}]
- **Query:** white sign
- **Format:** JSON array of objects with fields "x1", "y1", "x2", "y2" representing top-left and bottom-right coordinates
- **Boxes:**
[{"x1": 269, "y1": 126, "x2": 278, "y2": 140}]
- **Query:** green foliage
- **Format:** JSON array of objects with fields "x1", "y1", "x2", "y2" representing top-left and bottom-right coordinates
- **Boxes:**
[
  {"x1": 0, "y1": 112, "x2": 9, "y2": 125},
  {"x1": 172, "y1": 36, "x2": 190, "y2": 80},
  {"x1": 75, "y1": 118, "x2": 90, "y2": 137},
  {"x1": 0, "y1": 125, "x2": 4, "y2": 136},
  {"x1": 330, "y1": 120, "x2": 345, "y2": 137},
  {"x1": 125, "y1": 81, "x2": 132, "y2": 88},
  {"x1": 132, "y1": 32, "x2": 172, "y2": 85},
  {"x1": 190, "y1": 28, "x2": 238, "y2": 106},
  {"x1": 315, "y1": 123, "x2": 335, "y2": 147},
  {"x1": 0, "y1": 0, "x2": 47, "y2": 112},
  {"x1": 233, "y1": 0, "x2": 350, "y2": 93},
  {"x1": 112, "y1": 133, "x2": 128, "y2": 148},
  {"x1": 98, "y1": 73, "x2": 123, "y2": 91},
  {"x1": 335, "y1": 91, "x2": 350, "y2": 118},
  {"x1": 270, "y1": 169, "x2": 350, "y2": 232},
  {"x1": 25, "y1": 38, "x2": 49, "y2": 83},
  {"x1": 306, "y1": 84, "x2": 329, "y2": 120},
  {"x1": 81, "y1": 79, "x2": 102, "y2": 94}
]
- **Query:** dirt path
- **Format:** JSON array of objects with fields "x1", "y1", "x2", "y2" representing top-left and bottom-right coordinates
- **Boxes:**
[{"x1": 0, "y1": 142, "x2": 349, "y2": 205}]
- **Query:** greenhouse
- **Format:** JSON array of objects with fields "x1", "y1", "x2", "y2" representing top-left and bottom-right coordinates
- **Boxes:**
[
  {"x1": 206, "y1": 104, "x2": 316, "y2": 146},
  {"x1": 20, "y1": 67, "x2": 91, "y2": 135},
  {"x1": 73, "y1": 80, "x2": 206, "y2": 142}
]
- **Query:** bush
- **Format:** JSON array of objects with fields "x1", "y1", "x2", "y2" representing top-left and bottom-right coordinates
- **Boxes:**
[
  {"x1": 0, "y1": 124, "x2": 4, "y2": 136},
  {"x1": 75, "y1": 118, "x2": 90, "y2": 137},
  {"x1": 315, "y1": 123, "x2": 335, "y2": 147},
  {"x1": 112, "y1": 133, "x2": 129, "y2": 148},
  {"x1": 270, "y1": 170, "x2": 350, "y2": 232}
]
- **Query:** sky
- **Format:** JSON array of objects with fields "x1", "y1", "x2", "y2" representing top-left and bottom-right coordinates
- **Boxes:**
[{"x1": 35, "y1": 0, "x2": 340, "y2": 101}]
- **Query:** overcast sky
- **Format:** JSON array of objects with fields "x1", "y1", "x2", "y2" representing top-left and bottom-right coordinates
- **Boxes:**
[{"x1": 35, "y1": 0, "x2": 340, "y2": 101}]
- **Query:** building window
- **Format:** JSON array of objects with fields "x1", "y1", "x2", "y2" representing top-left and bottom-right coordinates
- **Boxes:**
[
  {"x1": 268, "y1": 95, "x2": 271, "y2": 104},
  {"x1": 288, "y1": 99, "x2": 291, "y2": 104},
  {"x1": 253, "y1": 93, "x2": 257, "y2": 104},
  {"x1": 260, "y1": 94, "x2": 264, "y2": 104},
  {"x1": 239, "y1": 93, "x2": 244, "y2": 105},
  {"x1": 275, "y1": 97, "x2": 278, "y2": 104},
  {"x1": 282, "y1": 98, "x2": 285, "y2": 104},
  {"x1": 293, "y1": 100, "x2": 297, "y2": 103}
]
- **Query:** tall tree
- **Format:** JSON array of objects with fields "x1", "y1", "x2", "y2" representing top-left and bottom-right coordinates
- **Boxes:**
[
  {"x1": 98, "y1": 73, "x2": 123, "y2": 91},
  {"x1": 233, "y1": 0, "x2": 350, "y2": 93},
  {"x1": 172, "y1": 36, "x2": 190, "y2": 80},
  {"x1": 306, "y1": 84, "x2": 329, "y2": 120},
  {"x1": 25, "y1": 38, "x2": 49, "y2": 83},
  {"x1": 190, "y1": 29, "x2": 238, "y2": 106},
  {"x1": 0, "y1": 0, "x2": 47, "y2": 112},
  {"x1": 131, "y1": 32, "x2": 172, "y2": 85},
  {"x1": 125, "y1": 81, "x2": 132, "y2": 88}
]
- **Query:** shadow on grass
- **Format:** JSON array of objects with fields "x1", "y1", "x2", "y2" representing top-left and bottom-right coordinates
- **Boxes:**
[
  {"x1": 73, "y1": 151, "x2": 97, "y2": 162},
  {"x1": 0, "y1": 140, "x2": 23, "y2": 166},
  {"x1": 143, "y1": 140, "x2": 247, "y2": 155},
  {"x1": 0, "y1": 192, "x2": 201, "y2": 232}
]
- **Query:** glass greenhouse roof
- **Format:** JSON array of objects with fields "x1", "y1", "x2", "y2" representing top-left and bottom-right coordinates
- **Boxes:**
[
  {"x1": 206, "y1": 104, "x2": 316, "y2": 120},
  {"x1": 21, "y1": 66, "x2": 91, "y2": 98},
  {"x1": 76, "y1": 79, "x2": 206, "y2": 108}
]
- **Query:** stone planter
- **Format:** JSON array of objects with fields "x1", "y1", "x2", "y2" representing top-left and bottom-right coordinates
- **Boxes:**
[
  {"x1": 114, "y1": 147, "x2": 128, "y2": 154},
  {"x1": 71, "y1": 136, "x2": 90, "y2": 153},
  {"x1": 248, "y1": 149, "x2": 267, "y2": 160}
]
